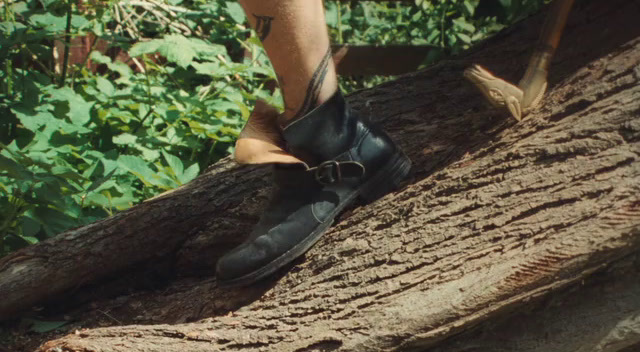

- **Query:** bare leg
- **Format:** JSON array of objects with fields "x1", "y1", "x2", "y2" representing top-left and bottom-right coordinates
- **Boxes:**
[
  {"x1": 239, "y1": 0, "x2": 338, "y2": 123},
  {"x1": 218, "y1": 0, "x2": 411, "y2": 287}
]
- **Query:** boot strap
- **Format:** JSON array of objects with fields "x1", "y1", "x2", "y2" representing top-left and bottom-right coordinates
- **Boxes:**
[
  {"x1": 312, "y1": 160, "x2": 365, "y2": 186},
  {"x1": 274, "y1": 161, "x2": 365, "y2": 188}
]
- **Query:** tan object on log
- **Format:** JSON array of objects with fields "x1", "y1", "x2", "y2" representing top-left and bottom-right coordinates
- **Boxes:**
[{"x1": 465, "y1": 0, "x2": 575, "y2": 121}]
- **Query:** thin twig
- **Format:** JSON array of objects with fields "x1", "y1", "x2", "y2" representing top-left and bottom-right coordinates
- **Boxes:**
[
  {"x1": 22, "y1": 45, "x2": 55, "y2": 78},
  {"x1": 118, "y1": 3, "x2": 140, "y2": 39},
  {"x1": 58, "y1": 0, "x2": 73, "y2": 87},
  {"x1": 145, "y1": 7, "x2": 191, "y2": 35},
  {"x1": 112, "y1": 2, "x2": 124, "y2": 37},
  {"x1": 132, "y1": 107, "x2": 154, "y2": 134},
  {"x1": 128, "y1": 56, "x2": 146, "y2": 73},
  {"x1": 113, "y1": 5, "x2": 146, "y2": 73},
  {"x1": 118, "y1": 3, "x2": 138, "y2": 26},
  {"x1": 126, "y1": 0, "x2": 194, "y2": 14}
]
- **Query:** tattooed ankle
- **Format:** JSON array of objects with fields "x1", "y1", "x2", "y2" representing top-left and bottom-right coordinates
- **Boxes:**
[{"x1": 291, "y1": 46, "x2": 332, "y2": 119}]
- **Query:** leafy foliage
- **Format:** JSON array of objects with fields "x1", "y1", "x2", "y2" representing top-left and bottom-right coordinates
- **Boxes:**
[
  {"x1": 326, "y1": 0, "x2": 546, "y2": 90},
  {"x1": 0, "y1": 0, "x2": 277, "y2": 256},
  {"x1": 0, "y1": 0, "x2": 546, "y2": 256}
]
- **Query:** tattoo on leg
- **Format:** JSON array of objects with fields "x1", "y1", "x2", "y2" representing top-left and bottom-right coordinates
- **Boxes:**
[
  {"x1": 292, "y1": 46, "x2": 332, "y2": 119},
  {"x1": 253, "y1": 14, "x2": 274, "y2": 42}
]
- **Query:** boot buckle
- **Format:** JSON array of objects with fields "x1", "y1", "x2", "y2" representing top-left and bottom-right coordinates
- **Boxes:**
[{"x1": 314, "y1": 160, "x2": 342, "y2": 185}]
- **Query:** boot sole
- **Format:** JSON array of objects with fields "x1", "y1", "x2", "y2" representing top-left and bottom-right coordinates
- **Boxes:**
[{"x1": 217, "y1": 151, "x2": 412, "y2": 287}]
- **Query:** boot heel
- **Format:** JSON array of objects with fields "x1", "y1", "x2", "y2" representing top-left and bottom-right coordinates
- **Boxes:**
[{"x1": 359, "y1": 151, "x2": 411, "y2": 204}]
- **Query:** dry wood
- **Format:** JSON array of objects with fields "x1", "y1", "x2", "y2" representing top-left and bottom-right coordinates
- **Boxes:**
[
  {"x1": 429, "y1": 253, "x2": 640, "y2": 352},
  {"x1": 1, "y1": 0, "x2": 639, "y2": 351}
]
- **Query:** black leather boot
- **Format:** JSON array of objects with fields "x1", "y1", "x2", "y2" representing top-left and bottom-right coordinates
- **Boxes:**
[{"x1": 216, "y1": 91, "x2": 410, "y2": 286}]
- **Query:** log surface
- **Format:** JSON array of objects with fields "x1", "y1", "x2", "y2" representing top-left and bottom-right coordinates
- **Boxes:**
[
  {"x1": 1, "y1": 0, "x2": 639, "y2": 351},
  {"x1": 429, "y1": 254, "x2": 640, "y2": 352}
]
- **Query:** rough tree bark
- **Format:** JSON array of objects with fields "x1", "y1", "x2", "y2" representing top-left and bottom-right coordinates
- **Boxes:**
[
  {"x1": 1, "y1": 0, "x2": 639, "y2": 350},
  {"x1": 428, "y1": 253, "x2": 640, "y2": 352}
]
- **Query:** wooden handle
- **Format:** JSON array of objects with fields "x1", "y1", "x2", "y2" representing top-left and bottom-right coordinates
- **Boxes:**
[{"x1": 519, "y1": 0, "x2": 575, "y2": 108}]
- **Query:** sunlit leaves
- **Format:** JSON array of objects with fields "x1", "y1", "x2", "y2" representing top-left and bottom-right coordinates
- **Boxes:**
[
  {"x1": 0, "y1": 0, "x2": 278, "y2": 256},
  {"x1": 129, "y1": 34, "x2": 227, "y2": 68},
  {"x1": 329, "y1": 0, "x2": 543, "y2": 58},
  {"x1": 224, "y1": 1, "x2": 245, "y2": 24},
  {"x1": 44, "y1": 86, "x2": 94, "y2": 125}
]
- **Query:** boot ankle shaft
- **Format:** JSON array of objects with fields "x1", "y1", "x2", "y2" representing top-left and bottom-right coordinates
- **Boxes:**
[{"x1": 281, "y1": 92, "x2": 357, "y2": 166}]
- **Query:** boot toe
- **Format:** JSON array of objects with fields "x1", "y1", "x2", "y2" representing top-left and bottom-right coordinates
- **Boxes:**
[{"x1": 215, "y1": 237, "x2": 276, "y2": 282}]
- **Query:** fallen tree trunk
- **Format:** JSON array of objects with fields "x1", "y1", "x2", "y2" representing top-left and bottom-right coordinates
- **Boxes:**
[
  {"x1": 429, "y1": 253, "x2": 640, "y2": 352},
  {"x1": 2, "y1": 0, "x2": 640, "y2": 350},
  {"x1": 40, "y1": 254, "x2": 640, "y2": 352}
]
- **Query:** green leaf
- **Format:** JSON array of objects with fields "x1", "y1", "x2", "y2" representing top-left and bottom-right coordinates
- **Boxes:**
[
  {"x1": 0, "y1": 21, "x2": 27, "y2": 33},
  {"x1": 463, "y1": 0, "x2": 478, "y2": 16},
  {"x1": 118, "y1": 155, "x2": 155, "y2": 185},
  {"x1": 426, "y1": 29, "x2": 440, "y2": 43},
  {"x1": 106, "y1": 188, "x2": 136, "y2": 209},
  {"x1": 113, "y1": 133, "x2": 137, "y2": 145},
  {"x1": 137, "y1": 145, "x2": 161, "y2": 162},
  {"x1": 71, "y1": 15, "x2": 90, "y2": 30},
  {"x1": 30, "y1": 206, "x2": 79, "y2": 236},
  {"x1": 457, "y1": 32, "x2": 472, "y2": 44},
  {"x1": 178, "y1": 163, "x2": 199, "y2": 185},
  {"x1": 0, "y1": 154, "x2": 31, "y2": 180},
  {"x1": 90, "y1": 52, "x2": 133, "y2": 84},
  {"x1": 96, "y1": 76, "x2": 115, "y2": 97},
  {"x1": 11, "y1": 108, "x2": 75, "y2": 135},
  {"x1": 131, "y1": 35, "x2": 227, "y2": 68},
  {"x1": 118, "y1": 155, "x2": 167, "y2": 188},
  {"x1": 9, "y1": 1, "x2": 29, "y2": 15},
  {"x1": 24, "y1": 319, "x2": 68, "y2": 333},
  {"x1": 84, "y1": 192, "x2": 110, "y2": 207},
  {"x1": 22, "y1": 215, "x2": 42, "y2": 238},
  {"x1": 325, "y1": 2, "x2": 339, "y2": 27},
  {"x1": 45, "y1": 87, "x2": 94, "y2": 125},
  {"x1": 39, "y1": 0, "x2": 59, "y2": 9},
  {"x1": 28, "y1": 13, "x2": 67, "y2": 32},
  {"x1": 129, "y1": 39, "x2": 162, "y2": 57},
  {"x1": 131, "y1": 35, "x2": 194, "y2": 68},
  {"x1": 162, "y1": 151, "x2": 183, "y2": 177},
  {"x1": 89, "y1": 51, "x2": 111, "y2": 64},
  {"x1": 85, "y1": 168, "x2": 117, "y2": 194},
  {"x1": 225, "y1": 2, "x2": 246, "y2": 24},
  {"x1": 453, "y1": 18, "x2": 475, "y2": 33},
  {"x1": 21, "y1": 236, "x2": 39, "y2": 245},
  {"x1": 51, "y1": 165, "x2": 86, "y2": 182},
  {"x1": 192, "y1": 62, "x2": 221, "y2": 75}
]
